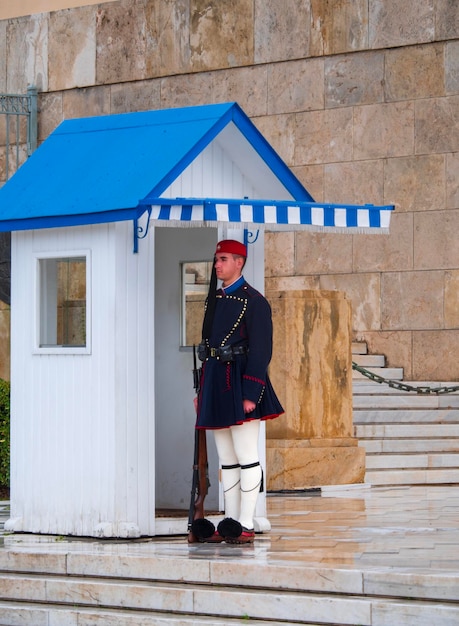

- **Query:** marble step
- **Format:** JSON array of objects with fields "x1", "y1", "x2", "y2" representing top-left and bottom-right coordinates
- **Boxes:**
[
  {"x1": 361, "y1": 437, "x2": 459, "y2": 454},
  {"x1": 352, "y1": 354, "x2": 386, "y2": 367},
  {"x1": 351, "y1": 342, "x2": 368, "y2": 354},
  {"x1": 363, "y1": 468, "x2": 459, "y2": 486},
  {"x1": 353, "y1": 394, "x2": 459, "y2": 409},
  {"x1": 353, "y1": 381, "x2": 459, "y2": 394},
  {"x1": 1, "y1": 594, "x2": 458, "y2": 626},
  {"x1": 354, "y1": 408, "x2": 459, "y2": 424},
  {"x1": 355, "y1": 423, "x2": 459, "y2": 438},
  {"x1": 1, "y1": 597, "x2": 459, "y2": 626},
  {"x1": 351, "y1": 344, "x2": 401, "y2": 382},
  {"x1": 353, "y1": 366, "x2": 404, "y2": 381},
  {"x1": 0, "y1": 559, "x2": 459, "y2": 626},
  {"x1": 365, "y1": 452, "x2": 459, "y2": 469},
  {"x1": 0, "y1": 604, "x2": 284, "y2": 626}
]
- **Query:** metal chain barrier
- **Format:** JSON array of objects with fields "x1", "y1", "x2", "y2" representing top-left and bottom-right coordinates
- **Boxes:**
[{"x1": 352, "y1": 361, "x2": 459, "y2": 395}]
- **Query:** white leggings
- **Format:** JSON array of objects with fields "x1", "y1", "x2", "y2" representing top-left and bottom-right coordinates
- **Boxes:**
[{"x1": 213, "y1": 420, "x2": 262, "y2": 530}]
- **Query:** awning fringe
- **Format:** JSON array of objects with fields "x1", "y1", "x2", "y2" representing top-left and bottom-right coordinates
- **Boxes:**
[{"x1": 150, "y1": 220, "x2": 390, "y2": 235}]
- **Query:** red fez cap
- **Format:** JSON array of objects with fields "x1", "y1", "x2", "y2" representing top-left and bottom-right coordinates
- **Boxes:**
[{"x1": 215, "y1": 239, "x2": 247, "y2": 257}]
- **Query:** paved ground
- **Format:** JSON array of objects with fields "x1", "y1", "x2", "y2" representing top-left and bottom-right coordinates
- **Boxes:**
[{"x1": 1, "y1": 483, "x2": 458, "y2": 574}]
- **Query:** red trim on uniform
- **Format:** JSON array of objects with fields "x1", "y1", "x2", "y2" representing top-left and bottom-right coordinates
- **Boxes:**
[
  {"x1": 195, "y1": 412, "x2": 284, "y2": 430},
  {"x1": 225, "y1": 362, "x2": 232, "y2": 391},
  {"x1": 233, "y1": 413, "x2": 283, "y2": 426},
  {"x1": 243, "y1": 374, "x2": 265, "y2": 386}
]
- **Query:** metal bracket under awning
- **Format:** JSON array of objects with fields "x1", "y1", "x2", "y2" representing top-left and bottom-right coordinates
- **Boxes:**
[{"x1": 133, "y1": 207, "x2": 152, "y2": 253}]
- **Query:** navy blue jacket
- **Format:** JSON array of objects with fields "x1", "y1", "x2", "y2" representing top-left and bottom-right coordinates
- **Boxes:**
[{"x1": 196, "y1": 278, "x2": 284, "y2": 429}]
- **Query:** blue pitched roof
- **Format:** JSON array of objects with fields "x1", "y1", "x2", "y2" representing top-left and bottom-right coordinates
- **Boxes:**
[{"x1": 0, "y1": 102, "x2": 313, "y2": 232}]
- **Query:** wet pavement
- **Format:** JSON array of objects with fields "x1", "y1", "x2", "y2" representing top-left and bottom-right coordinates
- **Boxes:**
[
  {"x1": 0, "y1": 485, "x2": 458, "y2": 625},
  {"x1": 1, "y1": 484, "x2": 458, "y2": 573}
]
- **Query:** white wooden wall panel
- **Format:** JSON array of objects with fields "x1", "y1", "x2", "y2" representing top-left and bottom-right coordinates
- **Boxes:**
[
  {"x1": 113, "y1": 221, "x2": 155, "y2": 536},
  {"x1": 9, "y1": 222, "x2": 155, "y2": 537}
]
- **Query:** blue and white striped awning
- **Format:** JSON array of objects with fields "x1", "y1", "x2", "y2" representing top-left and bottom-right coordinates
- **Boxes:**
[{"x1": 142, "y1": 198, "x2": 393, "y2": 234}]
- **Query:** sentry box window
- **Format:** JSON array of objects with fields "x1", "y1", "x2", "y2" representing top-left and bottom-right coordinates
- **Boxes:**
[{"x1": 37, "y1": 254, "x2": 90, "y2": 352}]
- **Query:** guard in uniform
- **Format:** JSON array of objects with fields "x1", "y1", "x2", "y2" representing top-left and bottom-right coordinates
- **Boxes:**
[{"x1": 192, "y1": 239, "x2": 284, "y2": 544}]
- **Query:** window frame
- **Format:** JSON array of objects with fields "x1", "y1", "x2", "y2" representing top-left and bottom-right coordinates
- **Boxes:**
[
  {"x1": 180, "y1": 260, "x2": 212, "y2": 348},
  {"x1": 34, "y1": 250, "x2": 92, "y2": 355}
]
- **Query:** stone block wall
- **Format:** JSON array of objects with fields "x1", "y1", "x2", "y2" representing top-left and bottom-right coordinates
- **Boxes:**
[
  {"x1": 266, "y1": 289, "x2": 364, "y2": 490},
  {"x1": 1, "y1": 0, "x2": 459, "y2": 380}
]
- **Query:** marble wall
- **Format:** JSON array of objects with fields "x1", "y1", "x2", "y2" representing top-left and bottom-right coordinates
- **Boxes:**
[
  {"x1": 1, "y1": 0, "x2": 459, "y2": 380},
  {"x1": 0, "y1": 1, "x2": 106, "y2": 21},
  {"x1": 266, "y1": 289, "x2": 364, "y2": 489}
]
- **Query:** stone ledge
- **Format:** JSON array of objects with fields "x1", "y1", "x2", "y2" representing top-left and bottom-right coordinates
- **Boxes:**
[
  {"x1": 267, "y1": 444, "x2": 365, "y2": 491},
  {"x1": 267, "y1": 437, "x2": 359, "y2": 448}
]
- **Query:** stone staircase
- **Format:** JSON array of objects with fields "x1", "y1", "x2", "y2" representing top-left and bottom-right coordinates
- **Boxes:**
[
  {"x1": 0, "y1": 537, "x2": 458, "y2": 626},
  {"x1": 352, "y1": 342, "x2": 459, "y2": 486}
]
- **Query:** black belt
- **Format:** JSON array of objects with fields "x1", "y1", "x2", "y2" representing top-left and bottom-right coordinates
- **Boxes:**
[{"x1": 208, "y1": 345, "x2": 248, "y2": 358}]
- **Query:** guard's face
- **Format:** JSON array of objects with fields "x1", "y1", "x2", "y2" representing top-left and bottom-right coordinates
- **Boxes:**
[{"x1": 214, "y1": 253, "x2": 244, "y2": 286}]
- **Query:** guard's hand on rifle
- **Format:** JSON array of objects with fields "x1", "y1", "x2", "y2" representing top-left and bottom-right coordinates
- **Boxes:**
[{"x1": 193, "y1": 396, "x2": 198, "y2": 413}]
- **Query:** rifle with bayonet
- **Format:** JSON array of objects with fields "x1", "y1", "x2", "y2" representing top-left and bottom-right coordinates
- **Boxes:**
[{"x1": 187, "y1": 344, "x2": 209, "y2": 543}]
